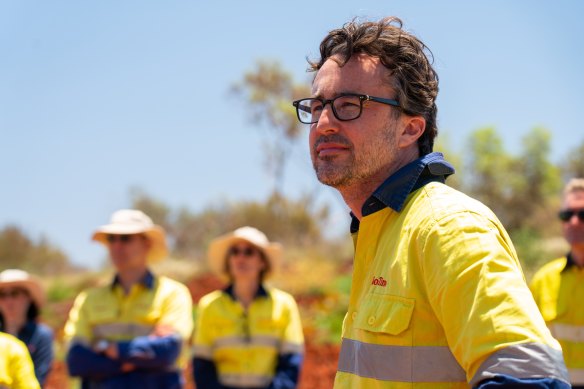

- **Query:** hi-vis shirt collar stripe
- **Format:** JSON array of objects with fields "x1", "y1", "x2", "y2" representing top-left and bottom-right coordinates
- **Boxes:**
[
  {"x1": 338, "y1": 338, "x2": 466, "y2": 382},
  {"x1": 220, "y1": 373, "x2": 272, "y2": 388},
  {"x1": 568, "y1": 368, "x2": 584, "y2": 385},
  {"x1": 550, "y1": 323, "x2": 584, "y2": 342},
  {"x1": 93, "y1": 323, "x2": 154, "y2": 339},
  {"x1": 470, "y1": 342, "x2": 569, "y2": 386}
]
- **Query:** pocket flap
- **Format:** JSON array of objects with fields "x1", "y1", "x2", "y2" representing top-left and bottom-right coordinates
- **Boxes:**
[{"x1": 354, "y1": 294, "x2": 415, "y2": 335}]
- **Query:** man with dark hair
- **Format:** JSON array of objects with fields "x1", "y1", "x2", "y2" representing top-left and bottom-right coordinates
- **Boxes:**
[
  {"x1": 531, "y1": 178, "x2": 584, "y2": 387},
  {"x1": 293, "y1": 17, "x2": 569, "y2": 388}
]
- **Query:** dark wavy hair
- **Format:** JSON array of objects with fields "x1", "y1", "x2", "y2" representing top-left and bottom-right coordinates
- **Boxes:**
[{"x1": 308, "y1": 16, "x2": 439, "y2": 156}]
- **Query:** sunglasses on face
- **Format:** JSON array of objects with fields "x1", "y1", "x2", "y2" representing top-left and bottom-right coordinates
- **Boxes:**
[
  {"x1": 106, "y1": 234, "x2": 140, "y2": 244},
  {"x1": 0, "y1": 288, "x2": 27, "y2": 299},
  {"x1": 558, "y1": 209, "x2": 584, "y2": 222},
  {"x1": 228, "y1": 246, "x2": 257, "y2": 257}
]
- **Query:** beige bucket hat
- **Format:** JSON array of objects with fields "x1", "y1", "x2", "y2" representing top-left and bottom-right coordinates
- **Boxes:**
[
  {"x1": 0, "y1": 269, "x2": 45, "y2": 308},
  {"x1": 208, "y1": 226, "x2": 282, "y2": 280},
  {"x1": 92, "y1": 209, "x2": 168, "y2": 263}
]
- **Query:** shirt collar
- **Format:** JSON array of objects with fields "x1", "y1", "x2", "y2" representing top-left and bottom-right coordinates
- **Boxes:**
[
  {"x1": 350, "y1": 152, "x2": 455, "y2": 232},
  {"x1": 562, "y1": 252, "x2": 581, "y2": 272},
  {"x1": 111, "y1": 269, "x2": 155, "y2": 290},
  {"x1": 224, "y1": 283, "x2": 269, "y2": 301}
]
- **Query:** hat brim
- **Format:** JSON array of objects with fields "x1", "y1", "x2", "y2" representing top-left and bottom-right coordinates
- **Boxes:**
[
  {"x1": 208, "y1": 235, "x2": 282, "y2": 280},
  {"x1": 0, "y1": 279, "x2": 45, "y2": 308},
  {"x1": 92, "y1": 226, "x2": 168, "y2": 263}
]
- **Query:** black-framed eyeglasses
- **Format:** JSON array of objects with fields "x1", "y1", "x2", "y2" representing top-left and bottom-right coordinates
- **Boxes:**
[
  {"x1": 228, "y1": 246, "x2": 257, "y2": 257},
  {"x1": 106, "y1": 234, "x2": 140, "y2": 244},
  {"x1": 0, "y1": 288, "x2": 28, "y2": 299},
  {"x1": 292, "y1": 93, "x2": 401, "y2": 124},
  {"x1": 558, "y1": 209, "x2": 584, "y2": 222}
]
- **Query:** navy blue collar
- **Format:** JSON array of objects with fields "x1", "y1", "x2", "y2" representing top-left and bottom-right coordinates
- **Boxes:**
[
  {"x1": 111, "y1": 269, "x2": 155, "y2": 290},
  {"x1": 350, "y1": 152, "x2": 455, "y2": 233},
  {"x1": 562, "y1": 252, "x2": 583, "y2": 272},
  {"x1": 224, "y1": 283, "x2": 269, "y2": 301}
]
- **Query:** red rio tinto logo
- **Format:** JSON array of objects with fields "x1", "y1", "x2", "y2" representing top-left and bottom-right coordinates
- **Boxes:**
[{"x1": 371, "y1": 276, "x2": 387, "y2": 287}]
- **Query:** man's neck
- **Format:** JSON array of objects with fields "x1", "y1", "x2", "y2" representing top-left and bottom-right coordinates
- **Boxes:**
[
  {"x1": 233, "y1": 279, "x2": 260, "y2": 309},
  {"x1": 571, "y1": 245, "x2": 584, "y2": 267},
  {"x1": 117, "y1": 267, "x2": 148, "y2": 294},
  {"x1": 3, "y1": 316, "x2": 26, "y2": 336}
]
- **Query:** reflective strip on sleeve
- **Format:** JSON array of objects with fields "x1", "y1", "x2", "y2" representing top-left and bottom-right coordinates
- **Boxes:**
[
  {"x1": 220, "y1": 373, "x2": 273, "y2": 388},
  {"x1": 191, "y1": 344, "x2": 213, "y2": 359},
  {"x1": 550, "y1": 323, "x2": 584, "y2": 342},
  {"x1": 280, "y1": 341, "x2": 304, "y2": 355},
  {"x1": 569, "y1": 368, "x2": 584, "y2": 385},
  {"x1": 93, "y1": 323, "x2": 154, "y2": 339},
  {"x1": 470, "y1": 342, "x2": 570, "y2": 386},
  {"x1": 337, "y1": 338, "x2": 466, "y2": 382}
]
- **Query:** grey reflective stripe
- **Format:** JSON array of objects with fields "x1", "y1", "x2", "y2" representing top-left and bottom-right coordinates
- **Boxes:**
[
  {"x1": 220, "y1": 373, "x2": 272, "y2": 388},
  {"x1": 215, "y1": 335, "x2": 280, "y2": 348},
  {"x1": 281, "y1": 341, "x2": 304, "y2": 355},
  {"x1": 337, "y1": 338, "x2": 466, "y2": 382},
  {"x1": 93, "y1": 323, "x2": 153, "y2": 338},
  {"x1": 569, "y1": 368, "x2": 584, "y2": 385},
  {"x1": 191, "y1": 344, "x2": 213, "y2": 359},
  {"x1": 470, "y1": 342, "x2": 570, "y2": 386},
  {"x1": 550, "y1": 323, "x2": 584, "y2": 342}
]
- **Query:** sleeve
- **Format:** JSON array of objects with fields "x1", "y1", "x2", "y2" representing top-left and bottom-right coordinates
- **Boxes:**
[
  {"x1": 31, "y1": 324, "x2": 54, "y2": 387},
  {"x1": 66, "y1": 343, "x2": 124, "y2": 379},
  {"x1": 116, "y1": 334, "x2": 181, "y2": 368},
  {"x1": 193, "y1": 357, "x2": 224, "y2": 389},
  {"x1": 475, "y1": 375, "x2": 570, "y2": 388},
  {"x1": 10, "y1": 337, "x2": 41, "y2": 389},
  {"x1": 157, "y1": 281, "x2": 194, "y2": 341},
  {"x1": 269, "y1": 353, "x2": 304, "y2": 389},
  {"x1": 192, "y1": 295, "x2": 220, "y2": 386},
  {"x1": 420, "y1": 211, "x2": 569, "y2": 385},
  {"x1": 63, "y1": 291, "x2": 92, "y2": 345}
]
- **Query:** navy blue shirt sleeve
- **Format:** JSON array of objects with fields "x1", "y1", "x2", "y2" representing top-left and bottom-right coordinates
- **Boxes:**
[
  {"x1": 116, "y1": 334, "x2": 181, "y2": 369},
  {"x1": 268, "y1": 353, "x2": 303, "y2": 389},
  {"x1": 66, "y1": 342, "x2": 124, "y2": 379},
  {"x1": 193, "y1": 357, "x2": 224, "y2": 389},
  {"x1": 475, "y1": 375, "x2": 570, "y2": 388},
  {"x1": 30, "y1": 324, "x2": 54, "y2": 387}
]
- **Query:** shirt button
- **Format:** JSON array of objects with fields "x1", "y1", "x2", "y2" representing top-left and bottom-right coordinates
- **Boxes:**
[
  {"x1": 368, "y1": 316, "x2": 375, "y2": 325},
  {"x1": 351, "y1": 312, "x2": 357, "y2": 320}
]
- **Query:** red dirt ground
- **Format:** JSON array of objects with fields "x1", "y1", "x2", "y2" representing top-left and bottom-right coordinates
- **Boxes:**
[{"x1": 44, "y1": 273, "x2": 340, "y2": 389}]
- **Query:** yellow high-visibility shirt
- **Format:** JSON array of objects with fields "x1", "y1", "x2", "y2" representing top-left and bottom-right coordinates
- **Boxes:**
[
  {"x1": 64, "y1": 273, "x2": 193, "y2": 369},
  {"x1": 0, "y1": 332, "x2": 40, "y2": 389},
  {"x1": 530, "y1": 256, "x2": 584, "y2": 385},
  {"x1": 193, "y1": 285, "x2": 304, "y2": 388},
  {"x1": 336, "y1": 181, "x2": 568, "y2": 388}
]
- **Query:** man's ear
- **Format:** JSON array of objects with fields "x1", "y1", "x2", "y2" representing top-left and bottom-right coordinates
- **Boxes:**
[{"x1": 398, "y1": 115, "x2": 426, "y2": 149}]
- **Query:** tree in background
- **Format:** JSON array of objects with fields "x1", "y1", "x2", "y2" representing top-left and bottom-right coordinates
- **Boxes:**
[
  {"x1": 562, "y1": 139, "x2": 584, "y2": 180},
  {"x1": 0, "y1": 225, "x2": 71, "y2": 274},
  {"x1": 231, "y1": 60, "x2": 311, "y2": 193}
]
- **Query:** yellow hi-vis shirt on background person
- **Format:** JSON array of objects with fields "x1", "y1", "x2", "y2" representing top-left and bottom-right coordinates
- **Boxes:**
[
  {"x1": 0, "y1": 332, "x2": 40, "y2": 389},
  {"x1": 192, "y1": 285, "x2": 304, "y2": 388},
  {"x1": 335, "y1": 153, "x2": 569, "y2": 388},
  {"x1": 530, "y1": 256, "x2": 584, "y2": 385}
]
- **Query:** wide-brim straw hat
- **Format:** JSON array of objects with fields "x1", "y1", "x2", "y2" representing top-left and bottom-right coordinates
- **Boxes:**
[
  {"x1": 208, "y1": 226, "x2": 282, "y2": 280},
  {"x1": 0, "y1": 269, "x2": 45, "y2": 308},
  {"x1": 92, "y1": 209, "x2": 168, "y2": 263}
]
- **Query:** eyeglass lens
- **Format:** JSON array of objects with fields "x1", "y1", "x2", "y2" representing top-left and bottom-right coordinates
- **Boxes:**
[
  {"x1": 0, "y1": 288, "x2": 27, "y2": 299},
  {"x1": 558, "y1": 209, "x2": 584, "y2": 222},
  {"x1": 229, "y1": 247, "x2": 256, "y2": 257},
  {"x1": 296, "y1": 95, "x2": 363, "y2": 124}
]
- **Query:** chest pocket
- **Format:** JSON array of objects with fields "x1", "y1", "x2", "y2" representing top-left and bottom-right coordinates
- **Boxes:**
[{"x1": 354, "y1": 293, "x2": 415, "y2": 335}]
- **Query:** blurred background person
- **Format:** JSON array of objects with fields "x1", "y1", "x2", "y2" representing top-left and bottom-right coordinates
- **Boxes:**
[
  {"x1": 531, "y1": 178, "x2": 584, "y2": 387},
  {"x1": 192, "y1": 226, "x2": 304, "y2": 389},
  {"x1": 0, "y1": 331, "x2": 41, "y2": 389},
  {"x1": 64, "y1": 209, "x2": 193, "y2": 388},
  {"x1": 0, "y1": 269, "x2": 53, "y2": 387}
]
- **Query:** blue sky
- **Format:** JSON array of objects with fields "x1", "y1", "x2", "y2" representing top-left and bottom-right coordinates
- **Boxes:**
[{"x1": 2, "y1": 1, "x2": 583, "y2": 269}]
